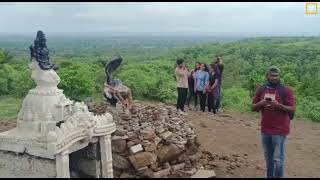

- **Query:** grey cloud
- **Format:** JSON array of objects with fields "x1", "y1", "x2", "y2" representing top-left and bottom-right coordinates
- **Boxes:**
[{"x1": 0, "y1": 2, "x2": 318, "y2": 35}]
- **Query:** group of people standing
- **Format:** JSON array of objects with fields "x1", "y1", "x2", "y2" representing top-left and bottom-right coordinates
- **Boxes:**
[{"x1": 175, "y1": 56, "x2": 224, "y2": 115}]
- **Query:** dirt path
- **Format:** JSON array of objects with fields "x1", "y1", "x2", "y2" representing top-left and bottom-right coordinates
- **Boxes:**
[{"x1": 186, "y1": 108, "x2": 320, "y2": 178}]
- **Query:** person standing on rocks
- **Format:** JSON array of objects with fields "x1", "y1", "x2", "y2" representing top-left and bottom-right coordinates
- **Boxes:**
[
  {"x1": 186, "y1": 62, "x2": 200, "y2": 109},
  {"x1": 194, "y1": 63, "x2": 209, "y2": 113},
  {"x1": 252, "y1": 66, "x2": 295, "y2": 178},
  {"x1": 175, "y1": 59, "x2": 189, "y2": 114}
]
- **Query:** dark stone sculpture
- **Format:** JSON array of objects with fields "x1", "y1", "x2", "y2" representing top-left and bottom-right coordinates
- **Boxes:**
[
  {"x1": 103, "y1": 56, "x2": 134, "y2": 110},
  {"x1": 30, "y1": 30, "x2": 58, "y2": 71},
  {"x1": 105, "y1": 56, "x2": 123, "y2": 85}
]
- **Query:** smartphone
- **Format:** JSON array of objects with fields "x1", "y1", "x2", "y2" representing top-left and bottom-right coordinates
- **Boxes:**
[
  {"x1": 264, "y1": 93, "x2": 275, "y2": 102},
  {"x1": 265, "y1": 97, "x2": 272, "y2": 102}
]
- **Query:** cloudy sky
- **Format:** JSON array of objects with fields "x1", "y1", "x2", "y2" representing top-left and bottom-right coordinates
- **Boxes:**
[{"x1": 0, "y1": 2, "x2": 319, "y2": 36}]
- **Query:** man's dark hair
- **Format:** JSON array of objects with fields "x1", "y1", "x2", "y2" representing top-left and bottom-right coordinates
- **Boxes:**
[
  {"x1": 194, "y1": 61, "x2": 200, "y2": 71},
  {"x1": 267, "y1": 66, "x2": 281, "y2": 75},
  {"x1": 176, "y1": 59, "x2": 184, "y2": 65},
  {"x1": 210, "y1": 64, "x2": 220, "y2": 74}
]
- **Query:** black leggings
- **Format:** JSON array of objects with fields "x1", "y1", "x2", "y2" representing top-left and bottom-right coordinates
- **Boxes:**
[
  {"x1": 207, "y1": 92, "x2": 217, "y2": 114},
  {"x1": 186, "y1": 87, "x2": 197, "y2": 107},
  {"x1": 196, "y1": 90, "x2": 207, "y2": 112},
  {"x1": 177, "y1": 87, "x2": 188, "y2": 111}
]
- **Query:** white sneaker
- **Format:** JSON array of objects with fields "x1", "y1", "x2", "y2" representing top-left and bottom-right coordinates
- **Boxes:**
[{"x1": 177, "y1": 109, "x2": 184, "y2": 115}]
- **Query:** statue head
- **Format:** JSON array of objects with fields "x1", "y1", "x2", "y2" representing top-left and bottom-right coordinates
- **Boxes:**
[{"x1": 34, "y1": 30, "x2": 47, "y2": 48}]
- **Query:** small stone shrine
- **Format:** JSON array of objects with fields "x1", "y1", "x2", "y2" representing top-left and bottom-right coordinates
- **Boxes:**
[{"x1": 0, "y1": 31, "x2": 116, "y2": 178}]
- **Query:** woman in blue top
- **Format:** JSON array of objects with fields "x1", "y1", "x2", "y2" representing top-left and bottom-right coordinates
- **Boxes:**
[{"x1": 194, "y1": 63, "x2": 209, "y2": 112}]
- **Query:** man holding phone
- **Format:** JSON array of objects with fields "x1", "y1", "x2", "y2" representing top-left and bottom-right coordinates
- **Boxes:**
[{"x1": 252, "y1": 66, "x2": 295, "y2": 178}]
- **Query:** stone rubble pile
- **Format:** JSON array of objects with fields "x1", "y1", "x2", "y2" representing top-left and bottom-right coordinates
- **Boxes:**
[
  {"x1": 87, "y1": 101, "x2": 249, "y2": 178},
  {"x1": 101, "y1": 102, "x2": 210, "y2": 178}
]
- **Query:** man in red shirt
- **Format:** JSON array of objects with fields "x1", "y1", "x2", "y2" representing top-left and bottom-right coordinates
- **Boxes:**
[{"x1": 252, "y1": 66, "x2": 295, "y2": 178}]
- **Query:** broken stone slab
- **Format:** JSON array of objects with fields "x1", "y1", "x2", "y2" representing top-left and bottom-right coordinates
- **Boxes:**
[
  {"x1": 155, "y1": 127, "x2": 166, "y2": 134},
  {"x1": 188, "y1": 151, "x2": 202, "y2": 162},
  {"x1": 114, "y1": 129, "x2": 127, "y2": 136},
  {"x1": 144, "y1": 143, "x2": 157, "y2": 152},
  {"x1": 127, "y1": 132, "x2": 138, "y2": 141},
  {"x1": 191, "y1": 170, "x2": 216, "y2": 178},
  {"x1": 112, "y1": 153, "x2": 131, "y2": 170},
  {"x1": 140, "y1": 129, "x2": 156, "y2": 140},
  {"x1": 119, "y1": 172, "x2": 135, "y2": 178},
  {"x1": 152, "y1": 168, "x2": 171, "y2": 178},
  {"x1": 163, "y1": 162, "x2": 171, "y2": 169},
  {"x1": 153, "y1": 136, "x2": 162, "y2": 146},
  {"x1": 112, "y1": 139, "x2": 127, "y2": 153},
  {"x1": 127, "y1": 141, "x2": 136, "y2": 148},
  {"x1": 171, "y1": 163, "x2": 185, "y2": 172},
  {"x1": 156, "y1": 144, "x2": 183, "y2": 163},
  {"x1": 177, "y1": 153, "x2": 189, "y2": 163},
  {"x1": 160, "y1": 131, "x2": 173, "y2": 140},
  {"x1": 150, "y1": 161, "x2": 160, "y2": 171},
  {"x1": 112, "y1": 135, "x2": 129, "y2": 140},
  {"x1": 137, "y1": 167, "x2": 153, "y2": 178},
  {"x1": 129, "y1": 144, "x2": 144, "y2": 154},
  {"x1": 128, "y1": 152, "x2": 157, "y2": 170},
  {"x1": 182, "y1": 167, "x2": 197, "y2": 176},
  {"x1": 177, "y1": 140, "x2": 187, "y2": 145},
  {"x1": 199, "y1": 158, "x2": 209, "y2": 166}
]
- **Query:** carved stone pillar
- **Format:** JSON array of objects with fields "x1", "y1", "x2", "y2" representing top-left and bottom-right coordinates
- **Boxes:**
[
  {"x1": 56, "y1": 151, "x2": 70, "y2": 178},
  {"x1": 99, "y1": 135, "x2": 113, "y2": 178}
]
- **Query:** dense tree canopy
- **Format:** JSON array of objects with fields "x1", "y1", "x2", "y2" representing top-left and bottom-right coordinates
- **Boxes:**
[{"x1": 0, "y1": 37, "x2": 319, "y2": 122}]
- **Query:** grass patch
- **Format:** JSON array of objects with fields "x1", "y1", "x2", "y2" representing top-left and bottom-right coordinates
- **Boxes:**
[{"x1": 0, "y1": 96, "x2": 22, "y2": 120}]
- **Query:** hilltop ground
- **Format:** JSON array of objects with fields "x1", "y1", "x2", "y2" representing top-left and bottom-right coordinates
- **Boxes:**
[
  {"x1": 185, "y1": 107, "x2": 320, "y2": 178},
  {"x1": 0, "y1": 105, "x2": 319, "y2": 178}
]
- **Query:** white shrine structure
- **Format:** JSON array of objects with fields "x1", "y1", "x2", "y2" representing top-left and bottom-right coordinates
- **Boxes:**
[{"x1": 0, "y1": 31, "x2": 116, "y2": 178}]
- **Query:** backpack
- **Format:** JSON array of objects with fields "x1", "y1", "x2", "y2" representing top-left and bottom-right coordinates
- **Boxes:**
[{"x1": 257, "y1": 84, "x2": 295, "y2": 120}]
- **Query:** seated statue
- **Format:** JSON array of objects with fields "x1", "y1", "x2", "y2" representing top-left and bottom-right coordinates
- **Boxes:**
[
  {"x1": 29, "y1": 30, "x2": 59, "y2": 71},
  {"x1": 104, "y1": 57, "x2": 133, "y2": 110}
]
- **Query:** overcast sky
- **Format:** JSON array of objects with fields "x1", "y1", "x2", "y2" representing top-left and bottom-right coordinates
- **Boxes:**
[{"x1": 0, "y1": 2, "x2": 319, "y2": 36}]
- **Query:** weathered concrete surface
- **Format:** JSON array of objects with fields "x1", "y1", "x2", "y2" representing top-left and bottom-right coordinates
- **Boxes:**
[{"x1": 0, "y1": 151, "x2": 56, "y2": 178}]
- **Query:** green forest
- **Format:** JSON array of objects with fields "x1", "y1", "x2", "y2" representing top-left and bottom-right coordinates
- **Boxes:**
[{"x1": 0, "y1": 36, "x2": 320, "y2": 122}]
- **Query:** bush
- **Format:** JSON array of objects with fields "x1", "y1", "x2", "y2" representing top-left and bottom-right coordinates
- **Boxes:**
[
  {"x1": 223, "y1": 86, "x2": 252, "y2": 113},
  {"x1": 296, "y1": 96, "x2": 320, "y2": 122},
  {"x1": 116, "y1": 61, "x2": 177, "y2": 103},
  {"x1": 57, "y1": 62, "x2": 103, "y2": 102}
]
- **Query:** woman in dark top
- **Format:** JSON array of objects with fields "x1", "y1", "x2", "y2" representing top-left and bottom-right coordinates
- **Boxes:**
[
  {"x1": 186, "y1": 62, "x2": 200, "y2": 108},
  {"x1": 206, "y1": 64, "x2": 220, "y2": 114}
]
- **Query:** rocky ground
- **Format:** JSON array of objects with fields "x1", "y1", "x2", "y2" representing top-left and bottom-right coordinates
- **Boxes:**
[{"x1": 1, "y1": 101, "x2": 320, "y2": 178}]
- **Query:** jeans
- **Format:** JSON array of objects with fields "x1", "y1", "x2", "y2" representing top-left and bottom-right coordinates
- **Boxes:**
[
  {"x1": 176, "y1": 87, "x2": 188, "y2": 111},
  {"x1": 196, "y1": 90, "x2": 206, "y2": 112},
  {"x1": 261, "y1": 133, "x2": 287, "y2": 178},
  {"x1": 216, "y1": 86, "x2": 222, "y2": 109},
  {"x1": 207, "y1": 92, "x2": 217, "y2": 114},
  {"x1": 186, "y1": 87, "x2": 197, "y2": 107}
]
